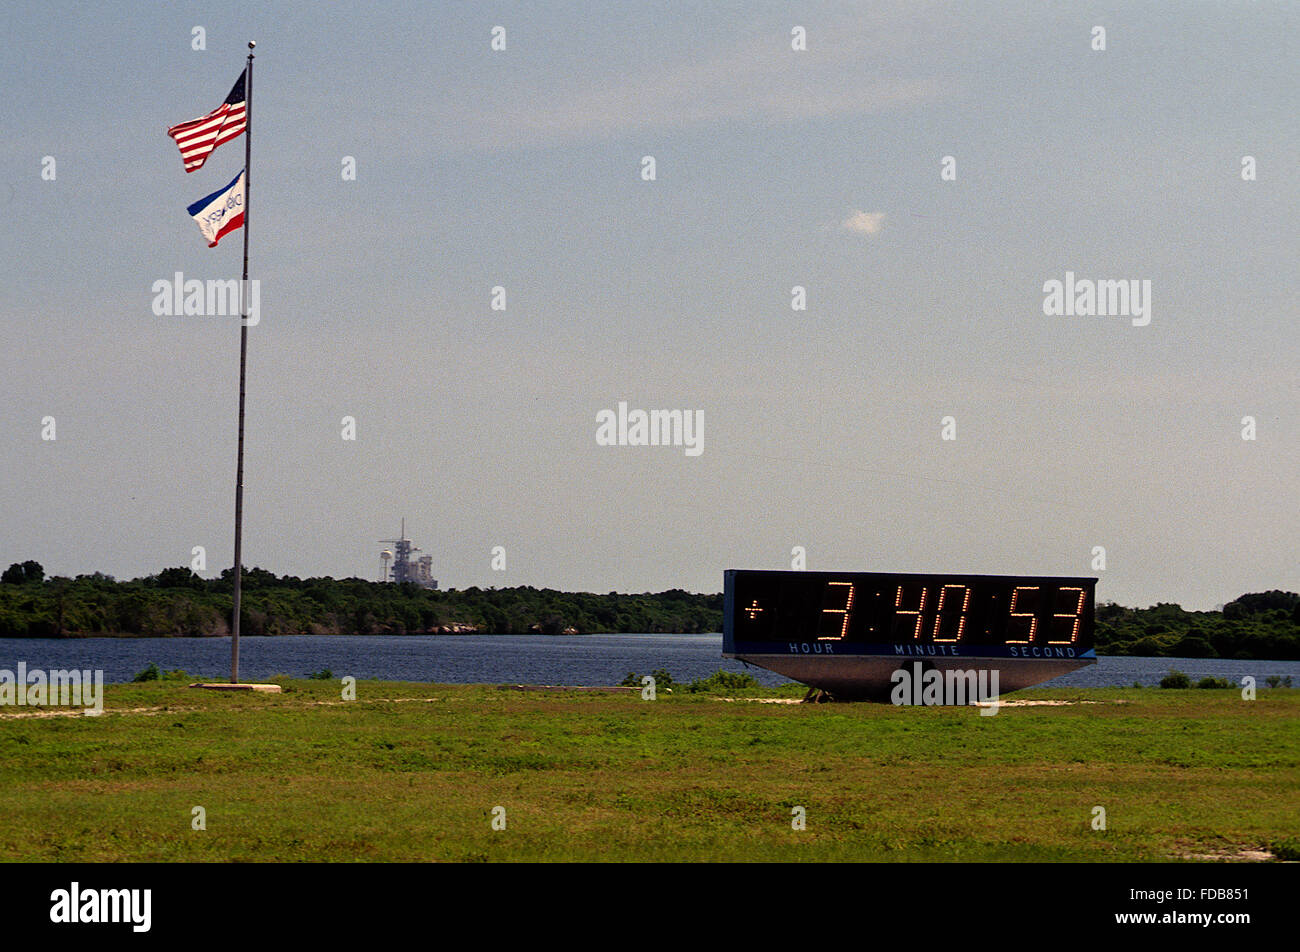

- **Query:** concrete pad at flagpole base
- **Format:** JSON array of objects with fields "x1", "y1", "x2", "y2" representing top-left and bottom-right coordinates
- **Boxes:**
[{"x1": 189, "y1": 682, "x2": 281, "y2": 693}]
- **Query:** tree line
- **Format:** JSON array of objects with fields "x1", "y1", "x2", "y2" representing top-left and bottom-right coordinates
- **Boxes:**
[
  {"x1": 0, "y1": 562, "x2": 1296, "y2": 659},
  {"x1": 1094, "y1": 591, "x2": 1299, "y2": 660},
  {"x1": 0, "y1": 563, "x2": 721, "y2": 638}
]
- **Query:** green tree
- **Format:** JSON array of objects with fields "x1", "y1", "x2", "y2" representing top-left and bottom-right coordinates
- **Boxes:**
[
  {"x1": 155, "y1": 566, "x2": 204, "y2": 589},
  {"x1": 1, "y1": 561, "x2": 45, "y2": 584}
]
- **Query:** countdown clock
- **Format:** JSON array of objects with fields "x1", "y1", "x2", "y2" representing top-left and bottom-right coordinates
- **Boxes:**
[{"x1": 723, "y1": 569, "x2": 1098, "y2": 699}]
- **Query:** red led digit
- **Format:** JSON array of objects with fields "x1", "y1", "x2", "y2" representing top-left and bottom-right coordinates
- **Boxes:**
[
  {"x1": 817, "y1": 581, "x2": 854, "y2": 641},
  {"x1": 1007, "y1": 586, "x2": 1039, "y2": 644},
  {"x1": 932, "y1": 584, "x2": 971, "y2": 643},
  {"x1": 895, "y1": 584, "x2": 928, "y2": 640},
  {"x1": 1047, "y1": 586, "x2": 1086, "y2": 644}
]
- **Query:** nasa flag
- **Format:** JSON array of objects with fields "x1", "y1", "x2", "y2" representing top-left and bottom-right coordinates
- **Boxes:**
[{"x1": 187, "y1": 169, "x2": 245, "y2": 248}]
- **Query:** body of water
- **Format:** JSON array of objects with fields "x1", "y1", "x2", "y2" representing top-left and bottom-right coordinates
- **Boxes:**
[{"x1": 1, "y1": 635, "x2": 1297, "y2": 690}]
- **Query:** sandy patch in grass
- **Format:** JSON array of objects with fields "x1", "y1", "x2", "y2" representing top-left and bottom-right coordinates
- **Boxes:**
[
  {"x1": 0, "y1": 706, "x2": 165, "y2": 720},
  {"x1": 1177, "y1": 846, "x2": 1276, "y2": 862}
]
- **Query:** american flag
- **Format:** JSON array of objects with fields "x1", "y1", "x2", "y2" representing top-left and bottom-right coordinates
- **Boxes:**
[{"x1": 167, "y1": 71, "x2": 246, "y2": 173}]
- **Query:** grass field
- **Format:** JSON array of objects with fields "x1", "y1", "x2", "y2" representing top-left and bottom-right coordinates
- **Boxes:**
[{"x1": 1, "y1": 678, "x2": 1296, "y2": 862}]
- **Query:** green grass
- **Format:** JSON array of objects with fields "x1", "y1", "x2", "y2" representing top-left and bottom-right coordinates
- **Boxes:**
[{"x1": 0, "y1": 680, "x2": 1296, "y2": 862}]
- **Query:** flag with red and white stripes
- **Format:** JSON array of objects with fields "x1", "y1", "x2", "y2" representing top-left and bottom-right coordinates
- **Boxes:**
[{"x1": 166, "y1": 71, "x2": 246, "y2": 173}]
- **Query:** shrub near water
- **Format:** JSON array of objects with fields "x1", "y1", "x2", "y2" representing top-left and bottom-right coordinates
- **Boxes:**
[
  {"x1": 132, "y1": 663, "x2": 160, "y2": 683},
  {"x1": 1160, "y1": 669, "x2": 1191, "y2": 689},
  {"x1": 131, "y1": 664, "x2": 189, "y2": 682},
  {"x1": 620, "y1": 669, "x2": 675, "y2": 690},
  {"x1": 685, "y1": 670, "x2": 762, "y2": 694},
  {"x1": 1158, "y1": 672, "x2": 1237, "y2": 689},
  {"x1": 1195, "y1": 677, "x2": 1232, "y2": 689}
]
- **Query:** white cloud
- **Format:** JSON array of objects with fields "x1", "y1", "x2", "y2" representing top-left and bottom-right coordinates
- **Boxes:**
[{"x1": 841, "y1": 210, "x2": 886, "y2": 236}]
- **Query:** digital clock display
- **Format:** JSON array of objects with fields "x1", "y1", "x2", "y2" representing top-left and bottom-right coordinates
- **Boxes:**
[{"x1": 724, "y1": 570, "x2": 1096, "y2": 657}]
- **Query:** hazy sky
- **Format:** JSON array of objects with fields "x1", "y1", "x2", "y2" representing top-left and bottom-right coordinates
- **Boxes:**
[{"x1": 2, "y1": 1, "x2": 1295, "y2": 610}]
